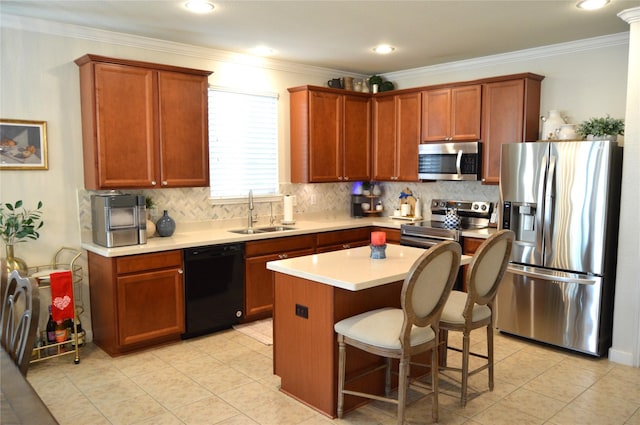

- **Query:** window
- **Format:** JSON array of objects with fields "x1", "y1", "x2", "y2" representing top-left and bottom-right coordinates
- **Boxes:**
[{"x1": 208, "y1": 87, "x2": 278, "y2": 199}]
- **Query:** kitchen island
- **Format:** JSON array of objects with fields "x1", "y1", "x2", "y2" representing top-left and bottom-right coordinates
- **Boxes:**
[{"x1": 267, "y1": 244, "x2": 471, "y2": 417}]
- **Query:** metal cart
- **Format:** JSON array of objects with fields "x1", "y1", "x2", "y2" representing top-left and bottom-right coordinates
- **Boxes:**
[{"x1": 29, "y1": 247, "x2": 84, "y2": 365}]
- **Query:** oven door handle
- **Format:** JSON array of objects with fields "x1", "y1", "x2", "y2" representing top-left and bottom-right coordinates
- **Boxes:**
[{"x1": 400, "y1": 235, "x2": 450, "y2": 248}]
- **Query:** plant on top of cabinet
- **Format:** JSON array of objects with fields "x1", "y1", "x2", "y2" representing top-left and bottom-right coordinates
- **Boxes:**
[{"x1": 75, "y1": 54, "x2": 212, "y2": 190}]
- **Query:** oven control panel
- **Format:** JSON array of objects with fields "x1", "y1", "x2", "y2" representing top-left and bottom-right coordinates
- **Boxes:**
[{"x1": 430, "y1": 199, "x2": 493, "y2": 218}]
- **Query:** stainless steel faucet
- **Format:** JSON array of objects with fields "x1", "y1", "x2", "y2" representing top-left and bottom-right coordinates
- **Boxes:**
[{"x1": 248, "y1": 189, "x2": 254, "y2": 229}]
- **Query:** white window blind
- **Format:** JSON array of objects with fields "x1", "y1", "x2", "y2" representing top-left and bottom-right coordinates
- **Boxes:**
[{"x1": 208, "y1": 87, "x2": 278, "y2": 198}]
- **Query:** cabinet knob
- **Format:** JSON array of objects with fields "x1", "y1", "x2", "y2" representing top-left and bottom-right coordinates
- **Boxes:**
[
  {"x1": 344, "y1": 176, "x2": 349, "y2": 181},
  {"x1": 343, "y1": 244, "x2": 350, "y2": 249},
  {"x1": 162, "y1": 181, "x2": 168, "y2": 186},
  {"x1": 178, "y1": 269, "x2": 184, "y2": 274},
  {"x1": 151, "y1": 180, "x2": 157, "y2": 186}
]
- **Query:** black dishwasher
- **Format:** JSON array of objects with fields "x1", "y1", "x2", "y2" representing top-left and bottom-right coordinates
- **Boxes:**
[{"x1": 182, "y1": 243, "x2": 245, "y2": 339}]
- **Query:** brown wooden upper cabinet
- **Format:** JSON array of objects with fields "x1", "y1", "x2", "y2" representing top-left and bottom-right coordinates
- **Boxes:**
[
  {"x1": 75, "y1": 54, "x2": 212, "y2": 190},
  {"x1": 480, "y1": 73, "x2": 544, "y2": 184},
  {"x1": 289, "y1": 86, "x2": 371, "y2": 183},
  {"x1": 421, "y1": 85, "x2": 481, "y2": 142},
  {"x1": 372, "y1": 92, "x2": 421, "y2": 181}
]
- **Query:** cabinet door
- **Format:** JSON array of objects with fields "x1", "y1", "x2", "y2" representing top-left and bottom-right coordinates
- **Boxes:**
[
  {"x1": 158, "y1": 71, "x2": 210, "y2": 187},
  {"x1": 117, "y1": 267, "x2": 184, "y2": 347},
  {"x1": 342, "y1": 95, "x2": 371, "y2": 181},
  {"x1": 92, "y1": 63, "x2": 157, "y2": 189},
  {"x1": 422, "y1": 88, "x2": 451, "y2": 142},
  {"x1": 422, "y1": 86, "x2": 481, "y2": 142},
  {"x1": 481, "y1": 80, "x2": 525, "y2": 185},
  {"x1": 395, "y1": 92, "x2": 421, "y2": 181},
  {"x1": 245, "y1": 248, "x2": 315, "y2": 320},
  {"x1": 372, "y1": 96, "x2": 398, "y2": 180},
  {"x1": 309, "y1": 91, "x2": 342, "y2": 182},
  {"x1": 450, "y1": 85, "x2": 481, "y2": 141}
]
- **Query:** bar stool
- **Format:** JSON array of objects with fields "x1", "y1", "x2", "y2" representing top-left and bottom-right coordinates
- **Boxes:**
[
  {"x1": 334, "y1": 241, "x2": 461, "y2": 424},
  {"x1": 439, "y1": 229, "x2": 514, "y2": 406}
]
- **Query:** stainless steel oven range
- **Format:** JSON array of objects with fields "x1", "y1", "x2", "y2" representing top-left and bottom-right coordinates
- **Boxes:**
[{"x1": 400, "y1": 199, "x2": 493, "y2": 289}]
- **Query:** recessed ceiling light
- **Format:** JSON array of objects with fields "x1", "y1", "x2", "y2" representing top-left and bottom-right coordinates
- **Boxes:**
[
  {"x1": 372, "y1": 44, "x2": 396, "y2": 55},
  {"x1": 185, "y1": 0, "x2": 215, "y2": 14},
  {"x1": 576, "y1": 0, "x2": 610, "y2": 10},
  {"x1": 252, "y1": 46, "x2": 276, "y2": 56}
]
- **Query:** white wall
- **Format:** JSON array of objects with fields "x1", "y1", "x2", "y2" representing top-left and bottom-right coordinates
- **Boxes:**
[
  {"x1": 1, "y1": 14, "x2": 637, "y2": 365},
  {"x1": 612, "y1": 7, "x2": 640, "y2": 367}
]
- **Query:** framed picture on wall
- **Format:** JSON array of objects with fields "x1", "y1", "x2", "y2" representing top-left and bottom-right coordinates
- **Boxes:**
[{"x1": 0, "y1": 119, "x2": 48, "y2": 170}]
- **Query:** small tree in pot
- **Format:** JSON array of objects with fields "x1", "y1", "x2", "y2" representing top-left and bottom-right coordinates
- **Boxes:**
[
  {"x1": 0, "y1": 200, "x2": 44, "y2": 275},
  {"x1": 577, "y1": 115, "x2": 624, "y2": 140}
]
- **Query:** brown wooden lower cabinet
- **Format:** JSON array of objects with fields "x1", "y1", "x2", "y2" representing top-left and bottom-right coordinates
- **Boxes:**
[
  {"x1": 244, "y1": 235, "x2": 316, "y2": 321},
  {"x1": 461, "y1": 236, "x2": 484, "y2": 291},
  {"x1": 88, "y1": 250, "x2": 185, "y2": 356},
  {"x1": 315, "y1": 227, "x2": 371, "y2": 253}
]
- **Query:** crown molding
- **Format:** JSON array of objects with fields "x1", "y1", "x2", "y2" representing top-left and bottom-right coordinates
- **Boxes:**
[
  {"x1": 1, "y1": 13, "x2": 628, "y2": 80},
  {"x1": 386, "y1": 32, "x2": 630, "y2": 80},
  {"x1": 0, "y1": 13, "x2": 357, "y2": 77},
  {"x1": 618, "y1": 7, "x2": 640, "y2": 24}
]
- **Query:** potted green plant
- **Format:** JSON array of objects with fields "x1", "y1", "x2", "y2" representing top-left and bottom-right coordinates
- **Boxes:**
[
  {"x1": 1, "y1": 200, "x2": 44, "y2": 275},
  {"x1": 368, "y1": 75, "x2": 383, "y2": 93},
  {"x1": 576, "y1": 115, "x2": 624, "y2": 140}
]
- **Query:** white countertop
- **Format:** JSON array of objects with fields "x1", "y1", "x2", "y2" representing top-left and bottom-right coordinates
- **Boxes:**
[
  {"x1": 81, "y1": 213, "x2": 495, "y2": 257},
  {"x1": 267, "y1": 244, "x2": 471, "y2": 291}
]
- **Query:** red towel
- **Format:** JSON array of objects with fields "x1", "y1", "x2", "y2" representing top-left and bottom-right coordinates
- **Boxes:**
[{"x1": 50, "y1": 271, "x2": 74, "y2": 322}]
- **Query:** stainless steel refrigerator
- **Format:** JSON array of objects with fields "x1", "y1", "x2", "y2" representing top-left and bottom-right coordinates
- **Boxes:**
[{"x1": 496, "y1": 140, "x2": 623, "y2": 356}]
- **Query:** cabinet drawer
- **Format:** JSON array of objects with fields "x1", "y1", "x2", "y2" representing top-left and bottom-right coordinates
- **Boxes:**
[
  {"x1": 463, "y1": 237, "x2": 484, "y2": 255},
  {"x1": 245, "y1": 235, "x2": 316, "y2": 257},
  {"x1": 116, "y1": 250, "x2": 183, "y2": 274},
  {"x1": 316, "y1": 228, "x2": 371, "y2": 247}
]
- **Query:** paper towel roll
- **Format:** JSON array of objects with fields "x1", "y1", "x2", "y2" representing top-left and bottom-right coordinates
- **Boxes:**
[{"x1": 283, "y1": 195, "x2": 294, "y2": 223}]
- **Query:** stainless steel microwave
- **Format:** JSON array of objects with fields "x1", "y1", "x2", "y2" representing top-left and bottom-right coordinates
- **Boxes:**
[{"x1": 418, "y1": 141, "x2": 481, "y2": 181}]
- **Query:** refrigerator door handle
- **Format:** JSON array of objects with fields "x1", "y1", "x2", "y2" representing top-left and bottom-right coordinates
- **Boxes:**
[
  {"x1": 507, "y1": 264, "x2": 597, "y2": 285},
  {"x1": 543, "y1": 155, "x2": 557, "y2": 263},
  {"x1": 455, "y1": 149, "x2": 463, "y2": 175},
  {"x1": 535, "y1": 155, "x2": 547, "y2": 254}
]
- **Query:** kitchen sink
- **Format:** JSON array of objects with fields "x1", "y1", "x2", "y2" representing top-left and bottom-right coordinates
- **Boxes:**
[
  {"x1": 229, "y1": 228, "x2": 265, "y2": 235},
  {"x1": 256, "y1": 226, "x2": 296, "y2": 232},
  {"x1": 229, "y1": 226, "x2": 296, "y2": 235}
]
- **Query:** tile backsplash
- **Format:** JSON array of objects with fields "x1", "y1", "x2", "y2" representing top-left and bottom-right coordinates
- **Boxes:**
[{"x1": 78, "y1": 181, "x2": 498, "y2": 231}]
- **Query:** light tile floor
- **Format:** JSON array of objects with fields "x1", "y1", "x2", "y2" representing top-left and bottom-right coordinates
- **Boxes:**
[{"x1": 26, "y1": 328, "x2": 640, "y2": 425}]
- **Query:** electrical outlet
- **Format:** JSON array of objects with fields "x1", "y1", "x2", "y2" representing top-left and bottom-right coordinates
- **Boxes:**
[
  {"x1": 310, "y1": 194, "x2": 316, "y2": 205},
  {"x1": 295, "y1": 303, "x2": 309, "y2": 319}
]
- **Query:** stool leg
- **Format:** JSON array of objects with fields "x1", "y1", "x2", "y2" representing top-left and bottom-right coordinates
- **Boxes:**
[
  {"x1": 385, "y1": 357, "x2": 392, "y2": 397},
  {"x1": 431, "y1": 346, "x2": 439, "y2": 422},
  {"x1": 487, "y1": 325, "x2": 494, "y2": 391},
  {"x1": 337, "y1": 336, "x2": 346, "y2": 418},
  {"x1": 397, "y1": 355, "x2": 409, "y2": 425},
  {"x1": 461, "y1": 330, "x2": 470, "y2": 407}
]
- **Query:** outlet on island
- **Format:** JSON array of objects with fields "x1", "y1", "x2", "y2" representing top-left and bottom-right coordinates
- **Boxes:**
[{"x1": 295, "y1": 303, "x2": 309, "y2": 319}]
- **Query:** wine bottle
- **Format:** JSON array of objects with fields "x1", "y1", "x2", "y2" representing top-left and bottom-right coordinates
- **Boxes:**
[
  {"x1": 55, "y1": 320, "x2": 67, "y2": 343},
  {"x1": 46, "y1": 305, "x2": 56, "y2": 344}
]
